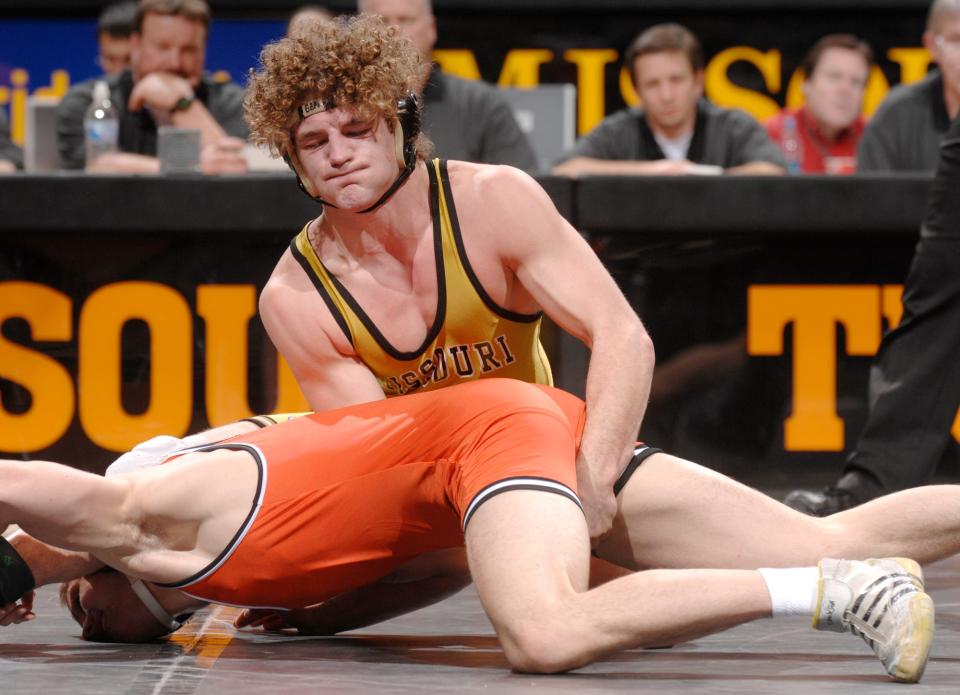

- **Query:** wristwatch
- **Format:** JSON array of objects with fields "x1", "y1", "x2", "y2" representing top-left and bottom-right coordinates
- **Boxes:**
[{"x1": 171, "y1": 94, "x2": 195, "y2": 114}]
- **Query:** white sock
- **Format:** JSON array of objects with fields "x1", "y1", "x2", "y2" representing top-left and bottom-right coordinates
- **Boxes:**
[{"x1": 757, "y1": 567, "x2": 820, "y2": 617}]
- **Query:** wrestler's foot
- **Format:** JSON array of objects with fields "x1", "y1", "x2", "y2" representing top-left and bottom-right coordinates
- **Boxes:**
[{"x1": 815, "y1": 558, "x2": 933, "y2": 683}]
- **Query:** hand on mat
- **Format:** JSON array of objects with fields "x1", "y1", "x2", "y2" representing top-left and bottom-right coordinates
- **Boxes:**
[
  {"x1": 235, "y1": 608, "x2": 290, "y2": 632},
  {"x1": 236, "y1": 606, "x2": 338, "y2": 635},
  {"x1": 0, "y1": 590, "x2": 35, "y2": 626}
]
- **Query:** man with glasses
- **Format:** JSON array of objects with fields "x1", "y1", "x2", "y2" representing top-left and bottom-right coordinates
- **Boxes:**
[{"x1": 857, "y1": 0, "x2": 960, "y2": 171}]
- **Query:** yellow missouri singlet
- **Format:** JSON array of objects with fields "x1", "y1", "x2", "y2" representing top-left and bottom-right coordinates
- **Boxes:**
[{"x1": 289, "y1": 158, "x2": 552, "y2": 396}]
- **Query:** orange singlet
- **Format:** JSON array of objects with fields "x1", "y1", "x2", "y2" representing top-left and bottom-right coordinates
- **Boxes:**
[{"x1": 157, "y1": 379, "x2": 586, "y2": 610}]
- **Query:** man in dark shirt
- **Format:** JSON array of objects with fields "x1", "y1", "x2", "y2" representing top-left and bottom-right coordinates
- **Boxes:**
[
  {"x1": 786, "y1": 2, "x2": 960, "y2": 516},
  {"x1": 56, "y1": 0, "x2": 247, "y2": 173},
  {"x1": 357, "y1": 0, "x2": 537, "y2": 171},
  {"x1": 857, "y1": 0, "x2": 960, "y2": 172},
  {"x1": 553, "y1": 23, "x2": 785, "y2": 176},
  {"x1": 787, "y1": 114, "x2": 960, "y2": 515}
]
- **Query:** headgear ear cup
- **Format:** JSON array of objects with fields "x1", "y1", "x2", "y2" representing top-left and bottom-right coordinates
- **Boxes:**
[
  {"x1": 395, "y1": 94, "x2": 422, "y2": 170},
  {"x1": 285, "y1": 148, "x2": 318, "y2": 197}
]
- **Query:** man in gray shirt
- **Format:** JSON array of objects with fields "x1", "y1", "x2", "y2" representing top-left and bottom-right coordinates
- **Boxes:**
[
  {"x1": 554, "y1": 23, "x2": 785, "y2": 176},
  {"x1": 57, "y1": 0, "x2": 247, "y2": 173},
  {"x1": 857, "y1": 0, "x2": 960, "y2": 172},
  {"x1": 358, "y1": 0, "x2": 537, "y2": 171}
]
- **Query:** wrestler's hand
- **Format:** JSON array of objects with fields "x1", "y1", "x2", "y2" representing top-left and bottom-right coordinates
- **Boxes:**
[
  {"x1": 234, "y1": 608, "x2": 292, "y2": 633},
  {"x1": 235, "y1": 607, "x2": 336, "y2": 635},
  {"x1": 0, "y1": 591, "x2": 36, "y2": 626},
  {"x1": 576, "y1": 452, "x2": 618, "y2": 542}
]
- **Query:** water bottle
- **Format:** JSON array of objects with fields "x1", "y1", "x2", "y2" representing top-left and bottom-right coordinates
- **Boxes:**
[
  {"x1": 780, "y1": 114, "x2": 803, "y2": 175},
  {"x1": 84, "y1": 80, "x2": 119, "y2": 168}
]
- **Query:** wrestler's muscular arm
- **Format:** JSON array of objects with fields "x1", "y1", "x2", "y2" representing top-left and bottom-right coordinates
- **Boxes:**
[
  {"x1": 456, "y1": 163, "x2": 654, "y2": 539},
  {"x1": 259, "y1": 248, "x2": 386, "y2": 409}
]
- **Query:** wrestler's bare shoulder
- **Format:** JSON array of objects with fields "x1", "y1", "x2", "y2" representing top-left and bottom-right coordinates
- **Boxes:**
[
  {"x1": 259, "y1": 244, "x2": 354, "y2": 357},
  {"x1": 445, "y1": 161, "x2": 557, "y2": 227},
  {"x1": 445, "y1": 160, "x2": 541, "y2": 196},
  {"x1": 261, "y1": 247, "x2": 315, "y2": 305}
]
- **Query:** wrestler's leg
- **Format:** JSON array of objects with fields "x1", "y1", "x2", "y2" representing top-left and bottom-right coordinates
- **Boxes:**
[
  {"x1": 466, "y1": 489, "x2": 769, "y2": 672},
  {"x1": 594, "y1": 452, "x2": 960, "y2": 570}
]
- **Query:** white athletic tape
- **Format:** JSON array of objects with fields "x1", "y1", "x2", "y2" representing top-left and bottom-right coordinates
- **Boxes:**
[{"x1": 105, "y1": 435, "x2": 187, "y2": 477}]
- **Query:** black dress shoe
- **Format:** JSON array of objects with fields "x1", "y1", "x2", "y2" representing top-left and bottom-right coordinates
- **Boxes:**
[{"x1": 783, "y1": 486, "x2": 861, "y2": 516}]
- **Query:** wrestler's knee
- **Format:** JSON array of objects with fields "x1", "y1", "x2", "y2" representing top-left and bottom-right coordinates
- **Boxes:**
[
  {"x1": 495, "y1": 600, "x2": 590, "y2": 673},
  {"x1": 499, "y1": 620, "x2": 573, "y2": 673}
]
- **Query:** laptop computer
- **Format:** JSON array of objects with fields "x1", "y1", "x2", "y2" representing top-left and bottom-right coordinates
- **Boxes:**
[{"x1": 500, "y1": 84, "x2": 577, "y2": 171}]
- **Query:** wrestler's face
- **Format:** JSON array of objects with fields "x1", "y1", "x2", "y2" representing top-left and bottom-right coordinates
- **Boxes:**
[
  {"x1": 131, "y1": 12, "x2": 207, "y2": 88},
  {"x1": 360, "y1": 0, "x2": 436, "y2": 62},
  {"x1": 632, "y1": 51, "x2": 703, "y2": 137},
  {"x1": 61, "y1": 571, "x2": 170, "y2": 643},
  {"x1": 293, "y1": 107, "x2": 401, "y2": 210},
  {"x1": 927, "y1": 13, "x2": 960, "y2": 97},
  {"x1": 803, "y1": 47, "x2": 869, "y2": 132}
]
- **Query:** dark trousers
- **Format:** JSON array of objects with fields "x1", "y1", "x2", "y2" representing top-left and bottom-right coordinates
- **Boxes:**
[{"x1": 846, "y1": 118, "x2": 960, "y2": 490}]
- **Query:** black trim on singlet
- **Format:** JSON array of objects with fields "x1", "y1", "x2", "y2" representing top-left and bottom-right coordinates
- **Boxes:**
[
  {"x1": 154, "y1": 443, "x2": 265, "y2": 589},
  {"x1": 613, "y1": 446, "x2": 663, "y2": 497},
  {"x1": 292, "y1": 176, "x2": 449, "y2": 362},
  {"x1": 461, "y1": 475, "x2": 582, "y2": 530},
  {"x1": 438, "y1": 160, "x2": 543, "y2": 324},
  {"x1": 241, "y1": 415, "x2": 276, "y2": 428},
  {"x1": 290, "y1": 238, "x2": 354, "y2": 346}
]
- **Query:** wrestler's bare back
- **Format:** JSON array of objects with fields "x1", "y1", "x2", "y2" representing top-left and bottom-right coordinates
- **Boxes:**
[{"x1": 89, "y1": 449, "x2": 259, "y2": 584}]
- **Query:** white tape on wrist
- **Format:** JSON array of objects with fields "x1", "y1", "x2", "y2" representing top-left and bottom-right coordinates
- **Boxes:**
[{"x1": 128, "y1": 577, "x2": 182, "y2": 631}]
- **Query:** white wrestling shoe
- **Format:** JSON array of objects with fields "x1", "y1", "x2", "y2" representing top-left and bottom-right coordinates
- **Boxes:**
[{"x1": 814, "y1": 558, "x2": 934, "y2": 683}]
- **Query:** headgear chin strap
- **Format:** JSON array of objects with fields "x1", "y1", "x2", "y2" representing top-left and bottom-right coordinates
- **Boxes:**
[{"x1": 288, "y1": 94, "x2": 422, "y2": 214}]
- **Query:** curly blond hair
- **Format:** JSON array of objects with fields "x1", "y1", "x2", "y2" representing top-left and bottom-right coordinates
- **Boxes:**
[{"x1": 245, "y1": 13, "x2": 429, "y2": 159}]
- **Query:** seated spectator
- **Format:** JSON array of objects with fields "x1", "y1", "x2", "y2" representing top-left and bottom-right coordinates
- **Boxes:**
[
  {"x1": 97, "y1": 1, "x2": 137, "y2": 76},
  {"x1": 857, "y1": 0, "x2": 960, "y2": 172},
  {"x1": 287, "y1": 5, "x2": 333, "y2": 38},
  {"x1": 358, "y1": 0, "x2": 538, "y2": 171},
  {"x1": 766, "y1": 34, "x2": 872, "y2": 174},
  {"x1": 553, "y1": 23, "x2": 786, "y2": 176},
  {"x1": 57, "y1": 0, "x2": 248, "y2": 174},
  {"x1": 0, "y1": 109, "x2": 23, "y2": 172}
]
